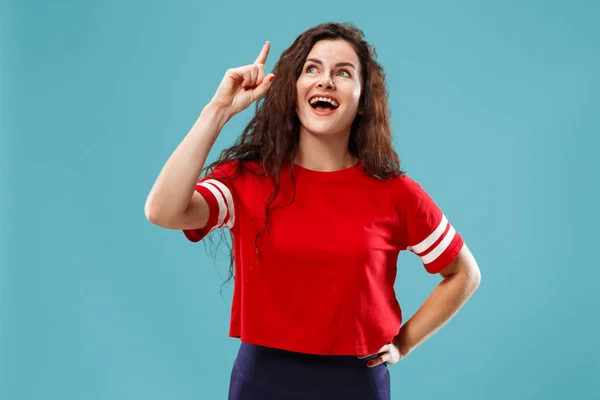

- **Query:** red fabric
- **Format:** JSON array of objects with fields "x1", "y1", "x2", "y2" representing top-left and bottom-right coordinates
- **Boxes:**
[{"x1": 183, "y1": 160, "x2": 464, "y2": 356}]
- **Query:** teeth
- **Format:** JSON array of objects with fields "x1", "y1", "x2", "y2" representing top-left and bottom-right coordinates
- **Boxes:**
[{"x1": 309, "y1": 97, "x2": 339, "y2": 107}]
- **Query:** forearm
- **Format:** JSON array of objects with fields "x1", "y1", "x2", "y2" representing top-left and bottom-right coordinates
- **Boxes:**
[
  {"x1": 145, "y1": 102, "x2": 232, "y2": 222},
  {"x1": 394, "y1": 270, "x2": 480, "y2": 356}
]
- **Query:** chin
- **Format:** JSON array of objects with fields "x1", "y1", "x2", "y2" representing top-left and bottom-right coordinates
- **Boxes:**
[
  {"x1": 298, "y1": 115, "x2": 351, "y2": 137},
  {"x1": 301, "y1": 123, "x2": 347, "y2": 137}
]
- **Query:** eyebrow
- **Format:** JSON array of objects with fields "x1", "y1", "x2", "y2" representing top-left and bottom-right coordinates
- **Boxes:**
[{"x1": 305, "y1": 58, "x2": 356, "y2": 70}]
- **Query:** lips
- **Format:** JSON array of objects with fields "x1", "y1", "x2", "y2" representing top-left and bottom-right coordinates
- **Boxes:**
[
  {"x1": 308, "y1": 94, "x2": 340, "y2": 116},
  {"x1": 310, "y1": 105, "x2": 337, "y2": 116}
]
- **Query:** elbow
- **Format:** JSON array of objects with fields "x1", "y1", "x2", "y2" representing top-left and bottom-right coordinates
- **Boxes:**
[
  {"x1": 467, "y1": 262, "x2": 482, "y2": 293},
  {"x1": 472, "y1": 268, "x2": 482, "y2": 291},
  {"x1": 145, "y1": 197, "x2": 189, "y2": 228},
  {"x1": 145, "y1": 197, "x2": 164, "y2": 226},
  {"x1": 458, "y1": 244, "x2": 481, "y2": 291},
  {"x1": 145, "y1": 202, "x2": 158, "y2": 225}
]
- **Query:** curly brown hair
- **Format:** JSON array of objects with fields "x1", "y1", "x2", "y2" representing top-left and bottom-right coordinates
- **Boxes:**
[{"x1": 203, "y1": 22, "x2": 404, "y2": 293}]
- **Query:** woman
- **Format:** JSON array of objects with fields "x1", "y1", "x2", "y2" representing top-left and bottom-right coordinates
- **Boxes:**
[{"x1": 145, "y1": 22, "x2": 481, "y2": 400}]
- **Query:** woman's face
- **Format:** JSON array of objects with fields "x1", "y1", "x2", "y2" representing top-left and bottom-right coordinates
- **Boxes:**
[{"x1": 295, "y1": 39, "x2": 363, "y2": 137}]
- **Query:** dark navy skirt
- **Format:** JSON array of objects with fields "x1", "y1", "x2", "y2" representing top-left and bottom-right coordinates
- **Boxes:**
[{"x1": 228, "y1": 341, "x2": 391, "y2": 400}]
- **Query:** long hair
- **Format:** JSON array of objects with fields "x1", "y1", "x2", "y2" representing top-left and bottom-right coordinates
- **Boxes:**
[{"x1": 204, "y1": 22, "x2": 404, "y2": 293}]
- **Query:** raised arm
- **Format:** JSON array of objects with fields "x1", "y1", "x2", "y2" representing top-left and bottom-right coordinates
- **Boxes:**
[{"x1": 145, "y1": 42, "x2": 275, "y2": 229}]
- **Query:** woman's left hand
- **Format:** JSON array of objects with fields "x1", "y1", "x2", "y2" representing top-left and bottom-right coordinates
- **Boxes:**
[{"x1": 357, "y1": 342, "x2": 406, "y2": 368}]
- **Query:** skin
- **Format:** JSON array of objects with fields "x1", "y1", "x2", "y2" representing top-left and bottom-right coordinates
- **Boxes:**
[
  {"x1": 359, "y1": 244, "x2": 481, "y2": 367},
  {"x1": 161, "y1": 40, "x2": 482, "y2": 368},
  {"x1": 294, "y1": 39, "x2": 363, "y2": 171},
  {"x1": 291, "y1": 40, "x2": 481, "y2": 367}
]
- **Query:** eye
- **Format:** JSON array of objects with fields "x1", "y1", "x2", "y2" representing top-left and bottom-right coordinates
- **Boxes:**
[{"x1": 304, "y1": 64, "x2": 351, "y2": 78}]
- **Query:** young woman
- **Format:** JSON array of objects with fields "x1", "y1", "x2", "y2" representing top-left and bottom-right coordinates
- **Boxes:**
[{"x1": 145, "y1": 22, "x2": 481, "y2": 400}]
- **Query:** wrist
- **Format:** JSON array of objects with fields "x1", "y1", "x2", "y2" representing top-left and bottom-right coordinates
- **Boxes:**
[
  {"x1": 393, "y1": 333, "x2": 411, "y2": 358},
  {"x1": 205, "y1": 100, "x2": 234, "y2": 122},
  {"x1": 194, "y1": 102, "x2": 233, "y2": 134}
]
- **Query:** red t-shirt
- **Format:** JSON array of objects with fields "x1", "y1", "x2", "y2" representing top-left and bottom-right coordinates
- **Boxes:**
[{"x1": 183, "y1": 160, "x2": 464, "y2": 356}]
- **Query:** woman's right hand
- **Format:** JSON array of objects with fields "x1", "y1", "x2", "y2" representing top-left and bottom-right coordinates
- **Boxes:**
[{"x1": 210, "y1": 41, "x2": 275, "y2": 118}]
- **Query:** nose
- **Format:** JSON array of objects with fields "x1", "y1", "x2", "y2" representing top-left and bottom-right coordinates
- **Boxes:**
[{"x1": 317, "y1": 76, "x2": 335, "y2": 89}]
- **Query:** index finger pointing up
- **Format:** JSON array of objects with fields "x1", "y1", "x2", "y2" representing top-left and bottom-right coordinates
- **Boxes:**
[{"x1": 254, "y1": 41, "x2": 270, "y2": 65}]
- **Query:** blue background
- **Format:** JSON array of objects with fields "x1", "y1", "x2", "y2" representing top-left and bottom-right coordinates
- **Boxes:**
[{"x1": 2, "y1": 0, "x2": 598, "y2": 398}]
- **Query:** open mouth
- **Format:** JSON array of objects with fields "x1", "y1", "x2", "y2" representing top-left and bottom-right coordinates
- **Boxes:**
[{"x1": 309, "y1": 96, "x2": 339, "y2": 115}]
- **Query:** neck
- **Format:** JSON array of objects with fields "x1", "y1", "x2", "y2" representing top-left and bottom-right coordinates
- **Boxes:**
[{"x1": 294, "y1": 130, "x2": 357, "y2": 171}]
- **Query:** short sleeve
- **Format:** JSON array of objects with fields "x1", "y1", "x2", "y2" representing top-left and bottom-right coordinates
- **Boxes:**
[
  {"x1": 182, "y1": 161, "x2": 238, "y2": 243},
  {"x1": 401, "y1": 176, "x2": 464, "y2": 274}
]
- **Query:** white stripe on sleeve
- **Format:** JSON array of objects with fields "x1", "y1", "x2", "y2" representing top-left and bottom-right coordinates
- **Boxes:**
[
  {"x1": 408, "y1": 214, "x2": 448, "y2": 254},
  {"x1": 203, "y1": 179, "x2": 235, "y2": 228},
  {"x1": 420, "y1": 225, "x2": 456, "y2": 264},
  {"x1": 197, "y1": 179, "x2": 235, "y2": 229},
  {"x1": 197, "y1": 181, "x2": 226, "y2": 229},
  {"x1": 407, "y1": 214, "x2": 456, "y2": 265}
]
